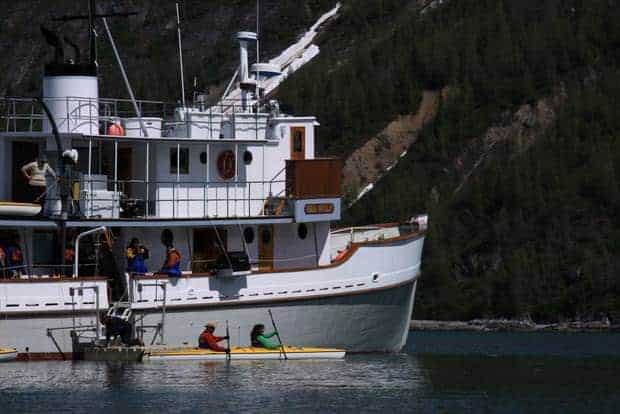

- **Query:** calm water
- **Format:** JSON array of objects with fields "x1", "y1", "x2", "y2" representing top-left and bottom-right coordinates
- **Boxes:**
[{"x1": 2, "y1": 331, "x2": 620, "y2": 413}]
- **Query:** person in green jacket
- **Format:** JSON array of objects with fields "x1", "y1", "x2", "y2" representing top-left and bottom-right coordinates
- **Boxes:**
[{"x1": 250, "y1": 324, "x2": 280, "y2": 349}]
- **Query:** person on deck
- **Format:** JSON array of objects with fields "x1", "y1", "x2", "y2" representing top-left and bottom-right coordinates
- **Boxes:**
[
  {"x1": 159, "y1": 229, "x2": 181, "y2": 278},
  {"x1": 198, "y1": 322, "x2": 229, "y2": 352},
  {"x1": 6, "y1": 234, "x2": 24, "y2": 277},
  {"x1": 250, "y1": 324, "x2": 280, "y2": 349},
  {"x1": 126, "y1": 238, "x2": 149, "y2": 274},
  {"x1": 21, "y1": 156, "x2": 56, "y2": 204}
]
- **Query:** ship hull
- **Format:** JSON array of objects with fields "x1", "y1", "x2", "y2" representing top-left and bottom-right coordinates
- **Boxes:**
[
  {"x1": 0, "y1": 279, "x2": 417, "y2": 355},
  {"x1": 136, "y1": 279, "x2": 418, "y2": 353}
]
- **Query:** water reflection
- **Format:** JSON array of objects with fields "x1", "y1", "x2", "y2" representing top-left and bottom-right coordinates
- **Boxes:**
[{"x1": 1, "y1": 332, "x2": 619, "y2": 413}]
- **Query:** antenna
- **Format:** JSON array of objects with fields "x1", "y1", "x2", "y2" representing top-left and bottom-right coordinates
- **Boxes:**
[
  {"x1": 256, "y1": 0, "x2": 260, "y2": 63},
  {"x1": 176, "y1": 2, "x2": 186, "y2": 106},
  {"x1": 255, "y1": 0, "x2": 260, "y2": 101},
  {"x1": 88, "y1": 0, "x2": 95, "y2": 64}
]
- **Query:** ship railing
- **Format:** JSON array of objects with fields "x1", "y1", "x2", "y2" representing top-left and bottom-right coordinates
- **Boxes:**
[
  {"x1": 41, "y1": 177, "x2": 290, "y2": 220},
  {"x1": 0, "y1": 96, "x2": 275, "y2": 141},
  {"x1": 0, "y1": 263, "x2": 100, "y2": 279}
]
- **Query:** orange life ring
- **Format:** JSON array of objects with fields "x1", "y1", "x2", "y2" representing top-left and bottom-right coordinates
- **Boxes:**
[
  {"x1": 217, "y1": 150, "x2": 236, "y2": 180},
  {"x1": 108, "y1": 123, "x2": 125, "y2": 136}
]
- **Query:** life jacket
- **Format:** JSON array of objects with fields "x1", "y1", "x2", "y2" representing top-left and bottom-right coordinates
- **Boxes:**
[
  {"x1": 126, "y1": 246, "x2": 148, "y2": 273},
  {"x1": 64, "y1": 248, "x2": 75, "y2": 264},
  {"x1": 161, "y1": 247, "x2": 181, "y2": 277}
]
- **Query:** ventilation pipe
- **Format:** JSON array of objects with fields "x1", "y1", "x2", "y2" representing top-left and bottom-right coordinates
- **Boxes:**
[{"x1": 236, "y1": 31, "x2": 257, "y2": 111}]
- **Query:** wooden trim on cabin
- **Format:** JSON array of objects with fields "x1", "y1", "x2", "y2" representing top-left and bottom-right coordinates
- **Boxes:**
[{"x1": 254, "y1": 229, "x2": 425, "y2": 274}]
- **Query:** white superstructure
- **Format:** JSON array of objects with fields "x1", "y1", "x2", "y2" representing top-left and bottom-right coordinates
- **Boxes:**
[{"x1": 0, "y1": 5, "x2": 426, "y2": 358}]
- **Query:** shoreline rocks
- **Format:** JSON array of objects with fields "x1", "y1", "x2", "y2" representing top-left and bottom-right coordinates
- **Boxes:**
[{"x1": 410, "y1": 319, "x2": 619, "y2": 332}]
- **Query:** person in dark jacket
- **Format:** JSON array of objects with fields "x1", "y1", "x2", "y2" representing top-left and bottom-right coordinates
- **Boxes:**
[
  {"x1": 198, "y1": 322, "x2": 229, "y2": 352},
  {"x1": 250, "y1": 324, "x2": 280, "y2": 349}
]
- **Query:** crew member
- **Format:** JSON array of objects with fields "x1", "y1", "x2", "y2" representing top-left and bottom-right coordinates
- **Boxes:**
[
  {"x1": 250, "y1": 324, "x2": 280, "y2": 349},
  {"x1": 64, "y1": 243, "x2": 75, "y2": 266},
  {"x1": 198, "y1": 322, "x2": 229, "y2": 352},
  {"x1": 103, "y1": 314, "x2": 132, "y2": 346},
  {"x1": 21, "y1": 155, "x2": 56, "y2": 203},
  {"x1": 159, "y1": 229, "x2": 181, "y2": 278},
  {"x1": 126, "y1": 238, "x2": 149, "y2": 274}
]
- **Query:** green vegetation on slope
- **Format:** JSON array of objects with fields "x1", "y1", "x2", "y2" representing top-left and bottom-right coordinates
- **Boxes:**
[{"x1": 280, "y1": 0, "x2": 620, "y2": 321}]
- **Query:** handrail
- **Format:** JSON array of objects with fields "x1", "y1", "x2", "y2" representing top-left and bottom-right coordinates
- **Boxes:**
[
  {"x1": 74, "y1": 226, "x2": 107, "y2": 278},
  {"x1": 0, "y1": 96, "x2": 272, "y2": 139}
]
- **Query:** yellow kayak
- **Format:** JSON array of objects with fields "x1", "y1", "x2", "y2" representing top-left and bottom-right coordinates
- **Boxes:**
[
  {"x1": 0, "y1": 347, "x2": 18, "y2": 362},
  {"x1": 147, "y1": 346, "x2": 346, "y2": 361}
]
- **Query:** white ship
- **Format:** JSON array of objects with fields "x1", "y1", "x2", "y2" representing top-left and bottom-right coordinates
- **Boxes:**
[{"x1": 0, "y1": 4, "x2": 426, "y2": 358}]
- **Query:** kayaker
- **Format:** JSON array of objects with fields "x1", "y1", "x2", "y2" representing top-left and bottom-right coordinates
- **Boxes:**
[
  {"x1": 126, "y1": 237, "x2": 149, "y2": 274},
  {"x1": 198, "y1": 322, "x2": 229, "y2": 352},
  {"x1": 159, "y1": 229, "x2": 181, "y2": 278},
  {"x1": 250, "y1": 324, "x2": 280, "y2": 349}
]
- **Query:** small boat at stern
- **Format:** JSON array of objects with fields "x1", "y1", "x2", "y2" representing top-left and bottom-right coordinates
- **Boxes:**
[
  {"x1": 147, "y1": 346, "x2": 346, "y2": 361},
  {"x1": 0, "y1": 347, "x2": 18, "y2": 362}
]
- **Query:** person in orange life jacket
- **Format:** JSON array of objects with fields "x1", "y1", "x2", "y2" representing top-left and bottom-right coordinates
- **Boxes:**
[
  {"x1": 159, "y1": 229, "x2": 181, "y2": 278},
  {"x1": 198, "y1": 322, "x2": 229, "y2": 352},
  {"x1": 64, "y1": 242, "x2": 75, "y2": 266},
  {"x1": 6, "y1": 234, "x2": 24, "y2": 277},
  {"x1": 126, "y1": 237, "x2": 149, "y2": 274}
]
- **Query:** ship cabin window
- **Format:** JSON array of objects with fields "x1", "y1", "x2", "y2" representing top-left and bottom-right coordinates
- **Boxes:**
[
  {"x1": 199, "y1": 152, "x2": 207, "y2": 165},
  {"x1": 243, "y1": 150, "x2": 253, "y2": 165},
  {"x1": 293, "y1": 131, "x2": 303, "y2": 152},
  {"x1": 170, "y1": 147, "x2": 189, "y2": 175},
  {"x1": 261, "y1": 228, "x2": 272, "y2": 245},
  {"x1": 297, "y1": 223, "x2": 308, "y2": 240},
  {"x1": 32, "y1": 231, "x2": 57, "y2": 268},
  {"x1": 243, "y1": 227, "x2": 255, "y2": 244}
]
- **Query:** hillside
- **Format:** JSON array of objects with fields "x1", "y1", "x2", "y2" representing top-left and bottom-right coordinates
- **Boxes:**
[
  {"x1": 0, "y1": 0, "x2": 335, "y2": 99},
  {"x1": 278, "y1": 0, "x2": 620, "y2": 322}
]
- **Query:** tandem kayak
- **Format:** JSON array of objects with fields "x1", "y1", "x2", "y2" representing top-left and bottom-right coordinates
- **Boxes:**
[
  {"x1": 0, "y1": 347, "x2": 18, "y2": 362},
  {"x1": 146, "y1": 346, "x2": 346, "y2": 361}
]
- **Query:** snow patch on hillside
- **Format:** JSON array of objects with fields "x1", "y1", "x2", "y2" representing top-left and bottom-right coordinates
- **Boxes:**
[{"x1": 224, "y1": 3, "x2": 340, "y2": 101}]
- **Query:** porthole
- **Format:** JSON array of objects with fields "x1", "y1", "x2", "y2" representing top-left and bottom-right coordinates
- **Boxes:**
[
  {"x1": 297, "y1": 223, "x2": 308, "y2": 239},
  {"x1": 261, "y1": 228, "x2": 272, "y2": 245},
  {"x1": 243, "y1": 150, "x2": 253, "y2": 165},
  {"x1": 244, "y1": 227, "x2": 255, "y2": 244},
  {"x1": 200, "y1": 152, "x2": 207, "y2": 164}
]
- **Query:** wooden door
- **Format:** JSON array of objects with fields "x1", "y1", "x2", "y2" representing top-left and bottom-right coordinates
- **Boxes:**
[
  {"x1": 118, "y1": 148, "x2": 133, "y2": 198},
  {"x1": 290, "y1": 127, "x2": 306, "y2": 160},
  {"x1": 258, "y1": 225, "x2": 274, "y2": 271},
  {"x1": 192, "y1": 228, "x2": 227, "y2": 273},
  {"x1": 12, "y1": 141, "x2": 40, "y2": 202}
]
